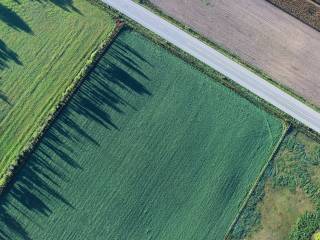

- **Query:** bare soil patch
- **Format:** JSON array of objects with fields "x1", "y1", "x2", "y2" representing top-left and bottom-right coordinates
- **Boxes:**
[{"x1": 150, "y1": 0, "x2": 320, "y2": 107}]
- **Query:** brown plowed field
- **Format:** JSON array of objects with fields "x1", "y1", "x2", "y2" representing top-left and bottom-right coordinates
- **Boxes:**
[{"x1": 150, "y1": 0, "x2": 320, "y2": 107}]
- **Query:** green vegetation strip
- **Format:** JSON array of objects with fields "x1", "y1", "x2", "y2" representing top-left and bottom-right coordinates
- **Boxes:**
[
  {"x1": 133, "y1": 0, "x2": 320, "y2": 115},
  {"x1": 0, "y1": 0, "x2": 116, "y2": 185},
  {"x1": 0, "y1": 29, "x2": 284, "y2": 240}
]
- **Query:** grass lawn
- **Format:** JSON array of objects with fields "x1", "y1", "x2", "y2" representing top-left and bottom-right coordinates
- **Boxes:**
[
  {"x1": 0, "y1": 29, "x2": 284, "y2": 240},
  {"x1": 0, "y1": 0, "x2": 115, "y2": 183}
]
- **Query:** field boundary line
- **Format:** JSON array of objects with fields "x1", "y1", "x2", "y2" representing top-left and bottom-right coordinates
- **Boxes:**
[
  {"x1": 0, "y1": 20, "x2": 123, "y2": 193},
  {"x1": 224, "y1": 122, "x2": 290, "y2": 239}
]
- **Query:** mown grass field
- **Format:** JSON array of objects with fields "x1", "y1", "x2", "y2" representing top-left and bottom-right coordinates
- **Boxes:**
[
  {"x1": 0, "y1": 0, "x2": 115, "y2": 183},
  {"x1": 0, "y1": 30, "x2": 284, "y2": 240}
]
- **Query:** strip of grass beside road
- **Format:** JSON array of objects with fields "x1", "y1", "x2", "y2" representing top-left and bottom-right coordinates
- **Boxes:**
[
  {"x1": 107, "y1": 2, "x2": 320, "y2": 141},
  {"x1": 133, "y1": 0, "x2": 320, "y2": 115}
]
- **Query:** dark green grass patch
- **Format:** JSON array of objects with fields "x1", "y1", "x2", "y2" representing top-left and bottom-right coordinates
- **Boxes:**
[
  {"x1": 0, "y1": 0, "x2": 115, "y2": 183},
  {"x1": 0, "y1": 30, "x2": 284, "y2": 240}
]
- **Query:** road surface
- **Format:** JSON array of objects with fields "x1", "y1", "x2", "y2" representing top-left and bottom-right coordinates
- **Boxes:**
[{"x1": 103, "y1": 0, "x2": 320, "y2": 133}]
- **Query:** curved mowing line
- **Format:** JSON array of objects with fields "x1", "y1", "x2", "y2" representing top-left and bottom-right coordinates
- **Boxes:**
[{"x1": 224, "y1": 123, "x2": 290, "y2": 239}]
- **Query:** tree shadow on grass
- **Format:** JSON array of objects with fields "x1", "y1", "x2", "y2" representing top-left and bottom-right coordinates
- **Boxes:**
[
  {"x1": 0, "y1": 3, "x2": 32, "y2": 33},
  {"x1": 0, "y1": 0, "x2": 81, "y2": 34},
  {"x1": 0, "y1": 33, "x2": 153, "y2": 239},
  {"x1": 0, "y1": 2, "x2": 27, "y2": 104},
  {"x1": 0, "y1": 90, "x2": 10, "y2": 105},
  {"x1": 31, "y1": 0, "x2": 82, "y2": 14},
  {"x1": 50, "y1": 0, "x2": 82, "y2": 14},
  {"x1": 67, "y1": 37, "x2": 152, "y2": 134},
  {"x1": 0, "y1": 40, "x2": 22, "y2": 71},
  {"x1": 0, "y1": 0, "x2": 84, "y2": 33},
  {"x1": 0, "y1": 40, "x2": 21, "y2": 106}
]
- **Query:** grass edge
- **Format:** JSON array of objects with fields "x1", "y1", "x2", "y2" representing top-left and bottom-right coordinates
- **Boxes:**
[
  {"x1": 133, "y1": 0, "x2": 320, "y2": 114},
  {"x1": 0, "y1": 18, "x2": 122, "y2": 192},
  {"x1": 224, "y1": 122, "x2": 291, "y2": 239}
]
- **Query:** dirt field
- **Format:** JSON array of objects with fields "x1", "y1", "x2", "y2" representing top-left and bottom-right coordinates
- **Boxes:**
[{"x1": 150, "y1": 0, "x2": 320, "y2": 107}]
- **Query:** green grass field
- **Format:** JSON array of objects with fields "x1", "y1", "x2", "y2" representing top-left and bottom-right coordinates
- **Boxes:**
[
  {"x1": 0, "y1": 30, "x2": 284, "y2": 240},
  {"x1": 0, "y1": 0, "x2": 115, "y2": 183}
]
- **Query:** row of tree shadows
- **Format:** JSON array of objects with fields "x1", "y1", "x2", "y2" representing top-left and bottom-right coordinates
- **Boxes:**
[
  {"x1": 0, "y1": 34, "x2": 153, "y2": 239},
  {"x1": 0, "y1": 0, "x2": 81, "y2": 104}
]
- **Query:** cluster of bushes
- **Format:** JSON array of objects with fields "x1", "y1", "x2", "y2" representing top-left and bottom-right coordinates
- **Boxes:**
[
  {"x1": 290, "y1": 211, "x2": 320, "y2": 240},
  {"x1": 267, "y1": 0, "x2": 320, "y2": 32},
  {"x1": 271, "y1": 132, "x2": 320, "y2": 239},
  {"x1": 280, "y1": 133, "x2": 320, "y2": 239},
  {"x1": 227, "y1": 130, "x2": 320, "y2": 239}
]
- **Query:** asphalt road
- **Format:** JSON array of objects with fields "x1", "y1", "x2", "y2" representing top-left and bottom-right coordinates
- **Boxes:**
[{"x1": 103, "y1": 0, "x2": 320, "y2": 133}]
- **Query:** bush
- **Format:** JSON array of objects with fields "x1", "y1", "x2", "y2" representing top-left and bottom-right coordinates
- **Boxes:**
[{"x1": 290, "y1": 211, "x2": 320, "y2": 240}]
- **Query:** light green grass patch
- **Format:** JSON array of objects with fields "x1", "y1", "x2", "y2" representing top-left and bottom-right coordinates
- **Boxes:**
[
  {"x1": 0, "y1": 0, "x2": 115, "y2": 181},
  {"x1": 312, "y1": 231, "x2": 320, "y2": 240},
  {"x1": 248, "y1": 185, "x2": 315, "y2": 240},
  {"x1": 0, "y1": 30, "x2": 284, "y2": 240}
]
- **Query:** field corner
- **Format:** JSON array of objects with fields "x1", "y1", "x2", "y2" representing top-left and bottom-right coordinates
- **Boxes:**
[{"x1": 224, "y1": 122, "x2": 291, "y2": 239}]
